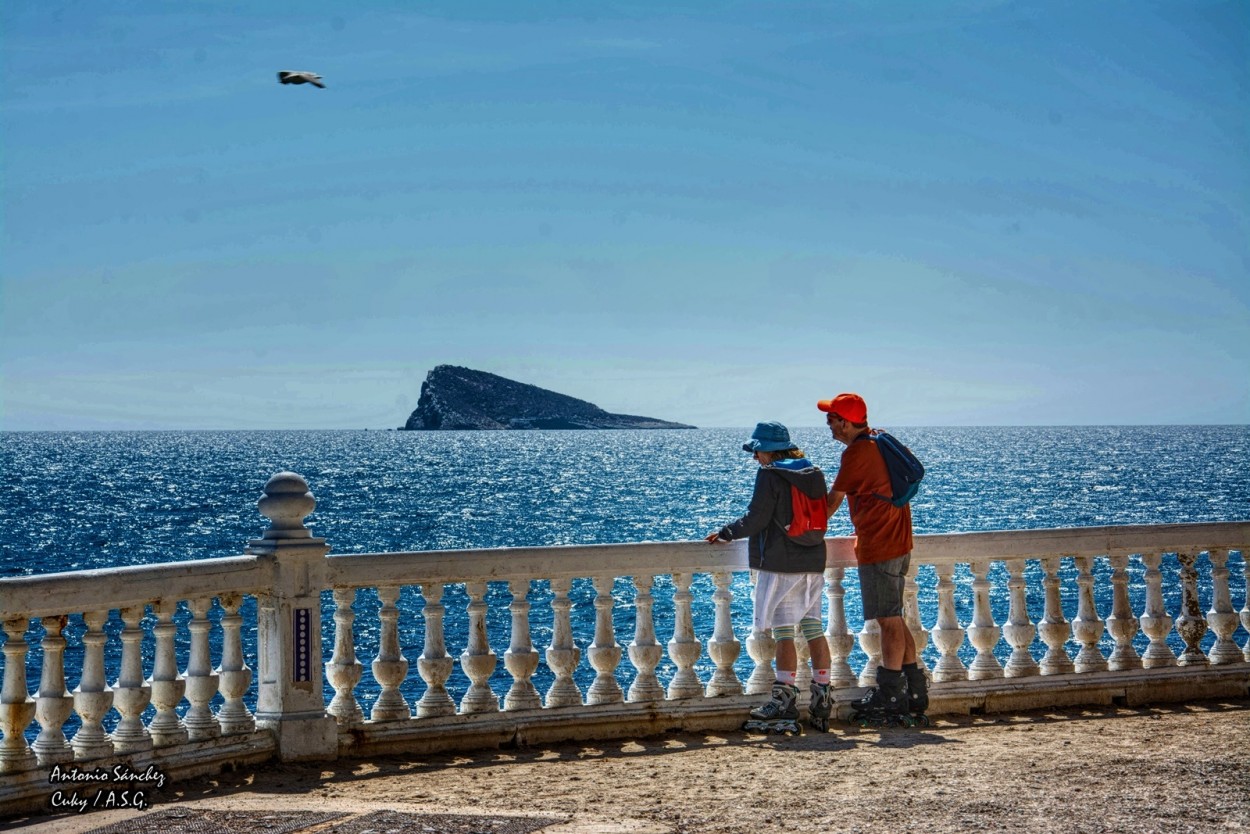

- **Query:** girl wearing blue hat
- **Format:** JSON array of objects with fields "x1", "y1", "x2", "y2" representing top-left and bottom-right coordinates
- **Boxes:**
[{"x1": 706, "y1": 421, "x2": 833, "y2": 732}]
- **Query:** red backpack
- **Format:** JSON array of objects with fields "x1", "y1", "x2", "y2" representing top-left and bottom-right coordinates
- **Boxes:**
[{"x1": 783, "y1": 483, "x2": 828, "y2": 546}]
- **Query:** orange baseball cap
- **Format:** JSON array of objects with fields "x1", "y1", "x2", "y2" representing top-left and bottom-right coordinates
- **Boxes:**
[{"x1": 817, "y1": 392, "x2": 867, "y2": 424}]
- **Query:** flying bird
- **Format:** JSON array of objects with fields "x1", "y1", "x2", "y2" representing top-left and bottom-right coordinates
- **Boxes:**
[{"x1": 277, "y1": 71, "x2": 325, "y2": 89}]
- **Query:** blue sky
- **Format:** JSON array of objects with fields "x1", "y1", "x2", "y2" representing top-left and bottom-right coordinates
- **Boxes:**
[{"x1": 2, "y1": 1, "x2": 1247, "y2": 429}]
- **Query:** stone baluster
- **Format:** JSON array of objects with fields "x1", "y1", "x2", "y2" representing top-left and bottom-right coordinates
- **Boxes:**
[
  {"x1": 183, "y1": 598, "x2": 221, "y2": 740},
  {"x1": 544, "y1": 578, "x2": 582, "y2": 708},
  {"x1": 705, "y1": 571, "x2": 742, "y2": 697},
  {"x1": 1139, "y1": 551, "x2": 1177, "y2": 668},
  {"x1": 627, "y1": 576, "x2": 664, "y2": 702},
  {"x1": 967, "y1": 559, "x2": 1004, "y2": 679},
  {"x1": 459, "y1": 581, "x2": 500, "y2": 713},
  {"x1": 110, "y1": 605, "x2": 152, "y2": 754},
  {"x1": 587, "y1": 576, "x2": 624, "y2": 705},
  {"x1": 71, "y1": 610, "x2": 114, "y2": 760},
  {"x1": 327, "y1": 588, "x2": 364, "y2": 726},
  {"x1": 858, "y1": 619, "x2": 882, "y2": 687},
  {"x1": 503, "y1": 580, "x2": 542, "y2": 711},
  {"x1": 1002, "y1": 560, "x2": 1039, "y2": 677},
  {"x1": 903, "y1": 567, "x2": 929, "y2": 673},
  {"x1": 217, "y1": 593, "x2": 255, "y2": 734},
  {"x1": 1071, "y1": 556, "x2": 1108, "y2": 673},
  {"x1": 1038, "y1": 557, "x2": 1075, "y2": 675},
  {"x1": 1205, "y1": 550, "x2": 1241, "y2": 665},
  {"x1": 416, "y1": 584, "x2": 456, "y2": 717},
  {"x1": 745, "y1": 571, "x2": 775, "y2": 695},
  {"x1": 824, "y1": 568, "x2": 856, "y2": 688},
  {"x1": 1174, "y1": 552, "x2": 1208, "y2": 667},
  {"x1": 0, "y1": 618, "x2": 36, "y2": 773},
  {"x1": 666, "y1": 573, "x2": 704, "y2": 699},
  {"x1": 371, "y1": 586, "x2": 412, "y2": 720},
  {"x1": 929, "y1": 563, "x2": 967, "y2": 682},
  {"x1": 32, "y1": 616, "x2": 74, "y2": 766},
  {"x1": 148, "y1": 600, "x2": 188, "y2": 746},
  {"x1": 1241, "y1": 555, "x2": 1250, "y2": 663},
  {"x1": 1105, "y1": 552, "x2": 1142, "y2": 671}
]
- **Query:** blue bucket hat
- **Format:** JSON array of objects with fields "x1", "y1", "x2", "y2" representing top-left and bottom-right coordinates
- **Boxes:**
[{"x1": 742, "y1": 421, "x2": 798, "y2": 454}]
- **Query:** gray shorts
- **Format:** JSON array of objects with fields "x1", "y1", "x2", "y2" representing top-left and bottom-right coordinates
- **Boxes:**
[{"x1": 859, "y1": 553, "x2": 911, "y2": 621}]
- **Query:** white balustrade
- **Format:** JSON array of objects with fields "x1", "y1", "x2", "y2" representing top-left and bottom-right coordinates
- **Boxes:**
[
  {"x1": 1105, "y1": 552, "x2": 1141, "y2": 671},
  {"x1": 1205, "y1": 550, "x2": 1240, "y2": 665},
  {"x1": 1038, "y1": 557, "x2": 1075, "y2": 675},
  {"x1": 184, "y1": 598, "x2": 221, "y2": 740},
  {"x1": 824, "y1": 567, "x2": 857, "y2": 688},
  {"x1": 148, "y1": 600, "x2": 188, "y2": 747},
  {"x1": 627, "y1": 576, "x2": 664, "y2": 702},
  {"x1": 416, "y1": 584, "x2": 456, "y2": 717},
  {"x1": 1241, "y1": 563, "x2": 1250, "y2": 663},
  {"x1": 460, "y1": 581, "x2": 500, "y2": 713},
  {"x1": 666, "y1": 573, "x2": 703, "y2": 699},
  {"x1": 705, "y1": 571, "x2": 742, "y2": 697},
  {"x1": 967, "y1": 559, "x2": 1004, "y2": 680},
  {"x1": 32, "y1": 616, "x2": 73, "y2": 766},
  {"x1": 1174, "y1": 552, "x2": 1209, "y2": 666},
  {"x1": 0, "y1": 619, "x2": 36, "y2": 773},
  {"x1": 587, "y1": 576, "x2": 624, "y2": 705},
  {"x1": 217, "y1": 593, "x2": 255, "y2": 734},
  {"x1": 1, "y1": 467, "x2": 1247, "y2": 819},
  {"x1": 903, "y1": 568, "x2": 929, "y2": 676},
  {"x1": 1071, "y1": 556, "x2": 1108, "y2": 674},
  {"x1": 70, "y1": 610, "x2": 114, "y2": 760},
  {"x1": 503, "y1": 580, "x2": 541, "y2": 711},
  {"x1": 930, "y1": 563, "x2": 967, "y2": 682},
  {"x1": 111, "y1": 606, "x2": 152, "y2": 754},
  {"x1": 544, "y1": 578, "x2": 582, "y2": 708},
  {"x1": 1003, "y1": 560, "x2": 1039, "y2": 677},
  {"x1": 371, "y1": 586, "x2": 412, "y2": 720},
  {"x1": 1140, "y1": 551, "x2": 1177, "y2": 668}
]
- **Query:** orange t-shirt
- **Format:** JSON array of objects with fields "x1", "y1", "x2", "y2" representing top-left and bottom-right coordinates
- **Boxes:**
[{"x1": 831, "y1": 435, "x2": 913, "y2": 564}]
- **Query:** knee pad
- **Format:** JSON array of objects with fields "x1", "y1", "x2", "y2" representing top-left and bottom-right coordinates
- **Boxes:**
[
  {"x1": 799, "y1": 618, "x2": 823, "y2": 641},
  {"x1": 771, "y1": 625, "x2": 796, "y2": 641}
]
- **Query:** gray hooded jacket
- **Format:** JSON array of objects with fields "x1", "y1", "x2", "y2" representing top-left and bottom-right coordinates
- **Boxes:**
[{"x1": 717, "y1": 457, "x2": 827, "y2": 573}]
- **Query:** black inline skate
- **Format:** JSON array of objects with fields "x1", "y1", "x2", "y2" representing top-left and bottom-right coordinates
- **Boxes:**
[
  {"x1": 848, "y1": 667, "x2": 910, "y2": 728},
  {"x1": 903, "y1": 663, "x2": 931, "y2": 727},
  {"x1": 743, "y1": 682, "x2": 801, "y2": 735},
  {"x1": 808, "y1": 681, "x2": 833, "y2": 732}
]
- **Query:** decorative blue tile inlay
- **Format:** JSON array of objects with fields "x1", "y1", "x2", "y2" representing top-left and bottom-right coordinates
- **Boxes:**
[{"x1": 293, "y1": 607, "x2": 312, "y2": 682}]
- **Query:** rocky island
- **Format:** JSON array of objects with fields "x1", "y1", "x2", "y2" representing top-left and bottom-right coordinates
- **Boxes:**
[{"x1": 401, "y1": 365, "x2": 696, "y2": 430}]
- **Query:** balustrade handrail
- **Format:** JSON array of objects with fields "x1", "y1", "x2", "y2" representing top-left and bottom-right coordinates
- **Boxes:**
[{"x1": 0, "y1": 556, "x2": 266, "y2": 621}]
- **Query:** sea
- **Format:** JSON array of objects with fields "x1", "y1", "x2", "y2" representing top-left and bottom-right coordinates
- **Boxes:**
[{"x1": 1, "y1": 427, "x2": 1247, "y2": 727}]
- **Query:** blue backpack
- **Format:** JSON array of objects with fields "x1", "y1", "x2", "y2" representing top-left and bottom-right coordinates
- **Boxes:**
[{"x1": 859, "y1": 431, "x2": 924, "y2": 507}]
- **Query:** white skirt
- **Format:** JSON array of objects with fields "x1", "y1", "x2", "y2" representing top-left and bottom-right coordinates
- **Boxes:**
[{"x1": 752, "y1": 570, "x2": 824, "y2": 632}]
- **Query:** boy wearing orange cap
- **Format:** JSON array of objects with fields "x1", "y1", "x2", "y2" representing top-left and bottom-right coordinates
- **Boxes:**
[{"x1": 818, "y1": 393, "x2": 927, "y2": 725}]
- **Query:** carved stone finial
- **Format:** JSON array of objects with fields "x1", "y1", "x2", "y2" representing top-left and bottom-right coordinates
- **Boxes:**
[{"x1": 256, "y1": 472, "x2": 316, "y2": 540}]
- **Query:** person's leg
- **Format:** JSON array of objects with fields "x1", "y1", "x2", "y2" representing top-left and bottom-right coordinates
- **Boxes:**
[
  {"x1": 773, "y1": 626, "x2": 797, "y2": 682},
  {"x1": 751, "y1": 624, "x2": 800, "y2": 721},
  {"x1": 878, "y1": 615, "x2": 914, "y2": 670}
]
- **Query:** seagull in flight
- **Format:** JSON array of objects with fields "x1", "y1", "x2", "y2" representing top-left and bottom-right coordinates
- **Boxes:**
[{"x1": 277, "y1": 71, "x2": 325, "y2": 89}]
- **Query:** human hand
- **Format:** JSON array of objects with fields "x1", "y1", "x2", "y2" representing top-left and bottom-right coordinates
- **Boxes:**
[{"x1": 705, "y1": 531, "x2": 725, "y2": 544}]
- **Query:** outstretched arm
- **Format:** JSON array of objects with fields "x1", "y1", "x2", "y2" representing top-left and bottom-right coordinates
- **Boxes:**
[{"x1": 826, "y1": 489, "x2": 845, "y2": 519}]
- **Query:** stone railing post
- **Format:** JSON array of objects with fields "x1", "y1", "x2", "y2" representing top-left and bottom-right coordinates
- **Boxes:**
[
  {"x1": 824, "y1": 567, "x2": 857, "y2": 689},
  {"x1": 1105, "y1": 552, "x2": 1142, "y2": 671},
  {"x1": 1174, "y1": 552, "x2": 1209, "y2": 666},
  {"x1": 1139, "y1": 551, "x2": 1177, "y2": 668},
  {"x1": 1204, "y1": 550, "x2": 1241, "y2": 665},
  {"x1": 32, "y1": 615, "x2": 74, "y2": 766},
  {"x1": 544, "y1": 578, "x2": 582, "y2": 708},
  {"x1": 0, "y1": 618, "x2": 36, "y2": 773},
  {"x1": 929, "y1": 564, "x2": 967, "y2": 682},
  {"x1": 503, "y1": 580, "x2": 542, "y2": 711},
  {"x1": 705, "y1": 571, "x2": 742, "y2": 697},
  {"x1": 1071, "y1": 556, "x2": 1108, "y2": 673},
  {"x1": 247, "y1": 472, "x2": 337, "y2": 761},
  {"x1": 745, "y1": 571, "x2": 776, "y2": 695},
  {"x1": 967, "y1": 559, "x2": 1004, "y2": 680},
  {"x1": 371, "y1": 586, "x2": 412, "y2": 721},
  {"x1": 1241, "y1": 555, "x2": 1250, "y2": 663},
  {"x1": 217, "y1": 593, "x2": 255, "y2": 734},
  {"x1": 666, "y1": 573, "x2": 703, "y2": 699},
  {"x1": 71, "y1": 610, "x2": 114, "y2": 760},
  {"x1": 1003, "y1": 560, "x2": 1039, "y2": 677},
  {"x1": 1038, "y1": 557, "x2": 1075, "y2": 675},
  {"x1": 111, "y1": 605, "x2": 153, "y2": 754},
  {"x1": 459, "y1": 581, "x2": 501, "y2": 713},
  {"x1": 415, "y1": 584, "x2": 456, "y2": 717},
  {"x1": 183, "y1": 598, "x2": 221, "y2": 740},
  {"x1": 148, "y1": 599, "x2": 189, "y2": 747},
  {"x1": 327, "y1": 588, "x2": 364, "y2": 727},
  {"x1": 627, "y1": 576, "x2": 664, "y2": 703},
  {"x1": 586, "y1": 575, "x2": 624, "y2": 705}
]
